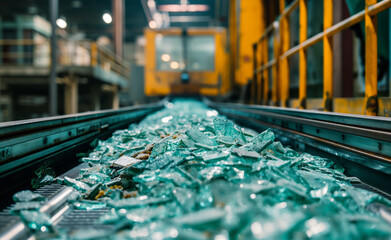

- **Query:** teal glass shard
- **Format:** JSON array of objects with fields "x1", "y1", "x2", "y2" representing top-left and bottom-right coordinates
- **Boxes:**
[
  {"x1": 232, "y1": 148, "x2": 262, "y2": 159},
  {"x1": 99, "y1": 209, "x2": 121, "y2": 224},
  {"x1": 107, "y1": 196, "x2": 171, "y2": 209},
  {"x1": 202, "y1": 152, "x2": 229, "y2": 162},
  {"x1": 31, "y1": 163, "x2": 56, "y2": 188},
  {"x1": 13, "y1": 190, "x2": 45, "y2": 202},
  {"x1": 194, "y1": 142, "x2": 217, "y2": 150},
  {"x1": 68, "y1": 228, "x2": 111, "y2": 239},
  {"x1": 185, "y1": 127, "x2": 216, "y2": 146},
  {"x1": 173, "y1": 187, "x2": 198, "y2": 213},
  {"x1": 19, "y1": 210, "x2": 52, "y2": 231},
  {"x1": 242, "y1": 129, "x2": 275, "y2": 152},
  {"x1": 11, "y1": 201, "x2": 41, "y2": 212},
  {"x1": 34, "y1": 175, "x2": 55, "y2": 187},
  {"x1": 276, "y1": 179, "x2": 308, "y2": 198},
  {"x1": 213, "y1": 117, "x2": 246, "y2": 145},
  {"x1": 84, "y1": 183, "x2": 102, "y2": 200},
  {"x1": 240, "y1": 181, "x2": 276, "y2": 193},
  {"x1": 73, "y1": 200, "x2": 107, "y2": 210},
  {"x1": 304, "y1": 217, "x2": 332, "y2": 238},
  {"x1": 63, "y1": 176, "x2": 90, "y2": 192},
  {"x1": 110, "y1": 155, "x2": 141, "y2": 169},
  {"x1": 173, "y1": 208, "x2": 225, "y2": 228}
]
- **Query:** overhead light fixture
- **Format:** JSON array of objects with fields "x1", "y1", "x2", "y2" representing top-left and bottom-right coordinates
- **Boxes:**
[
  {"x1": 56, "y1": 18, "x2": 67, "y2": 29},
  {"x1": 102, "y1": 13, "x2": 112, "y2": 24},
  {"x1": 158, "y1": 4, "x2": 209, "y2": 12},
  {"x1": 71, "y1": 1, "x2": 82, "y2": 8},
  {"x1": 149, "y1": 20, "x2": 157, "y2": 29},
  {"x1": 170, "y1": 61, "x2": 179, "y2": 69},
  {"x1": 147, "y1": 0, "x2": 156, "y2": 9},
  {"x1": 161, "y1": 54, "x2": 170, "y2": 62},
  {"x1": 27, "y1": 5, "x2": 38, "y2": 14}
]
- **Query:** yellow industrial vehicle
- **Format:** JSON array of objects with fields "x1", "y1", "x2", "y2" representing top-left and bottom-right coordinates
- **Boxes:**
[{"x1": 144, "y1": 28, "x2": 230, "y2": 98}]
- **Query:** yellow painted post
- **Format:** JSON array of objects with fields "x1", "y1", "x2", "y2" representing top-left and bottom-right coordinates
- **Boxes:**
[
  {"x1": 272, "y1": 30, "x2": 279, "y2": 105},
  {"x1": 364, "y1": 0, "x2": 378, "y2": 116},
  {"x1": 257, "y1": 43, "x2": 262, "y2": 104},
  {"x1": 229, "y1": 0, "x2": 237, "y2": 94},
  {"x1": 258, "y1": 0, "x2": 266, "y2": 105},
  {"x1": 279, "y1": 0, "x2": 290, "y2": 107},
  {"x1": 263, "y1": 38, "x2": 269, "y2": 104},
  {"x1": 91, "y1": 42, "x2": 98, "y2": 66},
  {"x1": 64, "y1": 75, "x2": 78, "y2": 114},
  {"x1": 299, "y1": 0, "x2": 307, "y2": 109},
  {"x1": 252, "y1": 43, "x2": 258, "y2": 104},
  {"x1": 323, "y1": 0, "x2": 333, "y2": 111}
]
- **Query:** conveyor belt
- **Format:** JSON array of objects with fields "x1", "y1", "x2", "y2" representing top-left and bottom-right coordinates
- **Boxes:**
[
  {"x1": 1, "y1": 99, "x2": 391, "y2": 239},
  {"x1": 0, "y1": 164, "x2": 86, "y2": 239},
  {"x1": 205, "y1": 99, "x2": 391, "y2": 194}
]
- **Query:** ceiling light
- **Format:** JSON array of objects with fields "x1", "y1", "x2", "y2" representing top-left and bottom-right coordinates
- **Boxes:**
[
  {"x1": 170, "y1": 61, "x2": 179, "y2": 69},
  {"x1": 71, "y1": 1, "x2": 82, "y2": 8},
  {"x1": 102, "y1": 13, "x2": 112, "y2": 24},
  {"x1": 147, "y1": 0, "x2": 156, "y2": 9},
  {"x1": 161, "y1": 54, "x2": 170, "y2": 62},
  {"x1": 158, "y1": 4, "x2": 209, "y2": 12},
  {"x1": 27, "y1": 6, "x2": 38, "y2": 14},
  {"x1": 56, "y1": 18, "x2": 67, "y2": 29},
  {"x1": 149, "y1": 20, "x2": 157, "y2": 29}
]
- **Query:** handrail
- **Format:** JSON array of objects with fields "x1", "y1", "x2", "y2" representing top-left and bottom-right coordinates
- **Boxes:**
[
  {"x1": 280, "y1": 0, "x2": 391, "y2": 60},
  {"x1": 280, "y1": 0, "x2": 299, "y2": 19},
  {"x1": 0, "y1": 39, "x2": 130, "y2": 78},
  {"x1": 258, "y1": 24, "x2": 275, "y2": 43},
  {"x1": 252, "y1": 0, "x2": 391, "y2": 116},
  {"x1": 254, "y1": 59, "x2": 276, "y2": 74}
]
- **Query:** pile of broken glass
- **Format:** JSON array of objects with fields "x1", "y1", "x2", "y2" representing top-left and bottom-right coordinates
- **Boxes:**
[{"x1": 11, "y1": 99, "x2": 391, "y2": 239}]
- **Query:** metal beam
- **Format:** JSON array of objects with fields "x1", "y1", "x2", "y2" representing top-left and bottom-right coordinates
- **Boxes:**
[
  {"x1": 323, "y1": 0, "x2": 333, "y2": 111},
  {"x1": 170, "y1": 16, "x2": 212, "y2": 23},
  {"x1": 365, "y1": 0, "x2": 378, "y2": 116},
  {"x1": 49, "y1": 0, "x2": 58, "y2": 116},
  {"x1": 299, "y1": 0, "x2": 307, "y2": 109},
  {"x1": 113, "y1": 0, "x2": 124, "y2": 58}
]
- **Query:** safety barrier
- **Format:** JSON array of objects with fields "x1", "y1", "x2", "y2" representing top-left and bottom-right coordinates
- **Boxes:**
[{"x1": 252, "y1": 0, "x2": 391, "y2": 116}]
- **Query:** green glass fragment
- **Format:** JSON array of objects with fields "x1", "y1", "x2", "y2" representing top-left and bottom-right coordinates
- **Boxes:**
[
  {"x1": 19, "y1": 210, "x2": 52, "y2": 231},
  {"x1": 11, "y1": 201, "x2": 42, "y2": 212},
  {"x1": 13, "y1": 190, "x2": 45, "y2": 202}
]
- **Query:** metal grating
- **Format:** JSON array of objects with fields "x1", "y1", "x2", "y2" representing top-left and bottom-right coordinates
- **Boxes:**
[
  {"x1": 60, "y1": 163, "x2": 89, "y2": 179},
  {"x1": 0, "y1": 212, "x2": 21, "y2": 233},
  {"x1": 56, "y1": 208, "x2": 113, "y2": 231}
]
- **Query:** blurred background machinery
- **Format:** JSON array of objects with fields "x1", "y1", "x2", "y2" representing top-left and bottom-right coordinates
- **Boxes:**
[
  {"x1": 144, "y1": 27, "x2": 230, "y2": 98},
  {"x1": 0, "y1": 0, "x2": 390, "y2": 121}
]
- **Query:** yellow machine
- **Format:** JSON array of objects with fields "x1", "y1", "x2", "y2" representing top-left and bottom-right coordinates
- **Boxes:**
[{"x1": 144, "y1": 28, "x2": 230, "y2": 97}]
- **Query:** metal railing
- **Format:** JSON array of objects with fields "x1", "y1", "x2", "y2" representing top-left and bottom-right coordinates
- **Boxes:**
[
  {"x1": 252, "y1": 0, "x2": 391, "y2": 116},
  {"x1": 0, "y1": 39, "x2": 130, "y2": 79}
]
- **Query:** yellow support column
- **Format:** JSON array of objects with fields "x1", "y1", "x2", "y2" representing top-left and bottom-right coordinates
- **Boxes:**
[
  {"x1": 91, "y1": 42, "x2": 98, "y2": 66},
  {"x1": 263, "y1": 38, "x2": 269, "y2": 104},
  {"x1": 64, "y1": 75, "x2": 78, "y2": 115},
  {"x1": 299, "y1": 0, "x2": 307, "y2": 109},
  {"x1": 257, "y1": 44, "x2": 262, "y2": 104},
  {"x1": 272, "y1": 31, "x2": 279, "y2": 105},
  {"x1": 252, "y1": 43, "x2": 258, "y2": 104},
  {"x1": 257, "y1": 43, "x2": 262, "y2": 104},
  {"x1": 112, "y1": 85, "x2": 119, "y2": 110},
  {"x1": 364, "y1": 0, "x2": 378, "y2": 116},
  {"x1": 229, "y1": 0, "x2": 237, "y2": 94},
  {"x1": 279, "y1": 0, "x2": 290, "y2": 107},
  {"x1": 323, "y1": 0, "x2": 333, "y2": 111}
]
